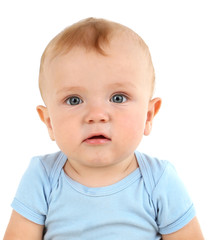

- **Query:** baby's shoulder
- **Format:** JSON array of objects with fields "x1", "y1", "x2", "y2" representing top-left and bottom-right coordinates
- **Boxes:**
[
  {"x1": 37, "y1": 151, "x2": 66, "y2": 176},
  {"x1": 136, "y1": 151, "x2": 175, "y2": 189},
  {"x1": 28, "y1": 151, "x2": 67, "y2": 186}
]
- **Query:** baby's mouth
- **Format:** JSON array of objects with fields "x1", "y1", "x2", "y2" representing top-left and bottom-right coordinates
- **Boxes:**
[
  {"x1": 83, "y1": 134, "x2": 111, "y2": 144},
  {"x1": 88, "y1": 135, "x2": 107, "y2": 139}
]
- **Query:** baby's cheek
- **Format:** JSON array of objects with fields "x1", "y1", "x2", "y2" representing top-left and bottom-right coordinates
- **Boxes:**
[{"x1": 121, "y1": 115, "x2": 145, "y2": 139}]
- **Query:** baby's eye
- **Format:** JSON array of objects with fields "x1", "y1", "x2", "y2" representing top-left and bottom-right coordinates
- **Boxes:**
[
  {"x1": 110, "y1": 94, "x2": 127, "y2": 103},
  {"x1": 66, "y1": 96, "x2": 83, "y2": 105}
]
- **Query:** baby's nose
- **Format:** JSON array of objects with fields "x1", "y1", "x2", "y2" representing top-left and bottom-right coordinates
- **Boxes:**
[{"x1": 84, "y1": 104, "x2": 110, "y2": 124}]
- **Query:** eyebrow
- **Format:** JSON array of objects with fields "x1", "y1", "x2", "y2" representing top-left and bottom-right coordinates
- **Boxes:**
[
  {"x1": 107, "y1": 82, "x2": 136, "y2": 89},
  {"x1": 56, "y1": 82, "x2": 136, "y2": 96},
  {"x1": 56, "y1": 86, "x2": 85, "y2": 96}
]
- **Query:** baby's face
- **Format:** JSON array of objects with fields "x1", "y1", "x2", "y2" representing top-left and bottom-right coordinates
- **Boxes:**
[{"x1": 38, "y1": 34, "x2": 160, "y2": 167}]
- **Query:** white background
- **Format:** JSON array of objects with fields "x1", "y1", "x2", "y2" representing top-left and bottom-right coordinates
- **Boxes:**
[{"x1": 0, "y1": 0, "x2": 208, "y2": 238}]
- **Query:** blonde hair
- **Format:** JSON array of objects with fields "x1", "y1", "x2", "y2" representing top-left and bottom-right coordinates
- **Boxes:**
[{"x1": 39, "y1": 17, "x2": 155, "y2": 100}]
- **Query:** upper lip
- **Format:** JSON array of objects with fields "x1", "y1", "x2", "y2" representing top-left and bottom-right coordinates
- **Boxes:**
[{"x1": 83, "y1": 133, "x2": 111, "y2": 141}]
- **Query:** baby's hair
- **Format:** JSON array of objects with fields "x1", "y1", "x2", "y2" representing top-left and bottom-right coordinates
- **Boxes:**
[{"x1": 39, "y1": 17, "x2": 155, "y2": 101}]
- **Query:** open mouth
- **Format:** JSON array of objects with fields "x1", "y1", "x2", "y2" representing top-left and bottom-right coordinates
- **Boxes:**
[
  {"x1": 84, "y1": 134, "x2": 111, "y2": 144},
  {"x1": 88, "y1": 135, "x2": 107, "y2": 139}
]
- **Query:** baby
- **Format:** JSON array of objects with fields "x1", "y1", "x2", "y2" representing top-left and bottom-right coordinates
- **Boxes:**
[{"x1": 4, "y1": 18, "x2": 204, "y2": 240}]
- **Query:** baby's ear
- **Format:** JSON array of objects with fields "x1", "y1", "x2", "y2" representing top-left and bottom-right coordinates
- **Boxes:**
[
  {"x1": 144, "y1": 98, "x2": 161, "y2": 136},
  {"x1": 36, "y1": 105, "x2": 55, "y2": 141}
]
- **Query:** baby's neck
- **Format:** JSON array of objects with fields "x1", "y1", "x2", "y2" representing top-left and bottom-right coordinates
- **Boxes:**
[{"x1": 64, "y1": 155, "x2": 139, "y2": 188}]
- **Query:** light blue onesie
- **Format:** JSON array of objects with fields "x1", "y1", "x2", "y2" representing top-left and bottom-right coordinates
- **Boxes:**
[{"x1": 11, "y1": 151, "x2": 195, "y2": 239}]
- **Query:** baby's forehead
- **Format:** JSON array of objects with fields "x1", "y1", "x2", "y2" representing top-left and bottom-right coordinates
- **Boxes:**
[
  {"x1": 45, "y1": 40, "x2": 152, "y2": 97},
  {"x1": 46, "y1": 32, "x2": 149, "y2": 79}
]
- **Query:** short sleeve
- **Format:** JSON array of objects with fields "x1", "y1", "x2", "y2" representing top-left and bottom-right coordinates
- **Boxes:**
[
  {"x1": 11, "y1": 156, "x2": 51, "y2": 225},
  {"x1": 152, "y1": 162, "x2": 196, "y2": 234}
]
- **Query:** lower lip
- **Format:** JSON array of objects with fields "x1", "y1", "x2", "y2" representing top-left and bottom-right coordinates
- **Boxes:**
[{"x1": 84, "y1": 138, "x2": 111, "y2": 145}]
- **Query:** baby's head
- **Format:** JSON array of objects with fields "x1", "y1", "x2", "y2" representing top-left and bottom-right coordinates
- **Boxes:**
[
  {"x1": 37, "y1": 18, "x2": 161, "y2": 166},
  {"x1": 39, "y1": 17, "x2": 155, "y2": 103}
]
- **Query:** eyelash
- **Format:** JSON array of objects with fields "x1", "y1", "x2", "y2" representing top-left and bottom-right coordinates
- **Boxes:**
[
  {"x1": 65, "y1": 96, "x2": 83, "y2": 105},
  {"x1": 65, "y1": 93, "x2": 128, "y2": 106},
  {"x1": 110, "y1": 93, "x2": 128, "y2": 103}
]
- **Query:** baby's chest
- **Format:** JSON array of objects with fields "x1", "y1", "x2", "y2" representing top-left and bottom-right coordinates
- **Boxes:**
[{"x1": 44, "y1": 175, "x2": 160, "y2": 240}]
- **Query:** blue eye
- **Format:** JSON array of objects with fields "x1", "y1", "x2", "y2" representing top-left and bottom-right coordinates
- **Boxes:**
[
  {"x1": 66, "y1": 96, "x2": 83, "y2": 105},
  {"x1": 111, "y1": 94, "x2": 127, "y2": 103}
]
